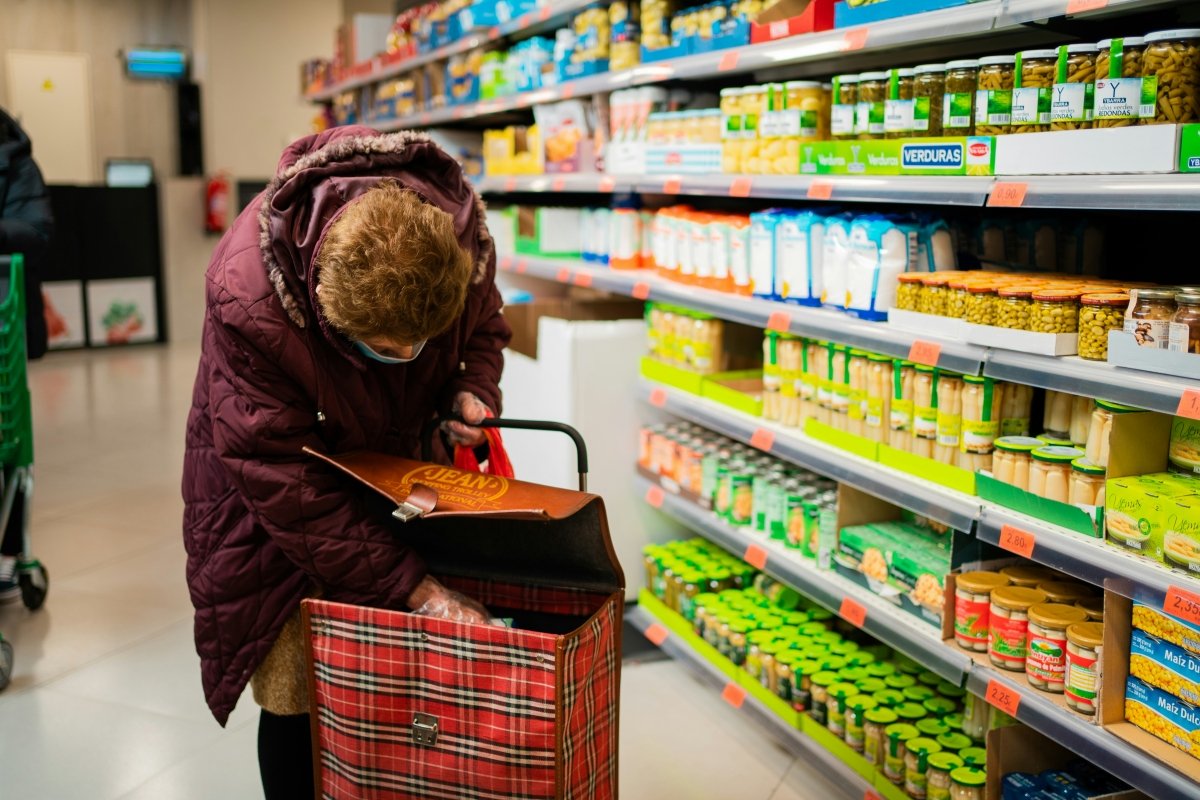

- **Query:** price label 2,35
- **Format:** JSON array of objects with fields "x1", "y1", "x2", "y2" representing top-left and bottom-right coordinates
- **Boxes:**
[
  {"x1": 1165, "y1": 585, "x2": 1200, "y2": 626},
  {"x1": 999, "y1": 524, "x2": 1037, "y2": 558},
  {"x1": 985, "y1": 678, "x2": 1021, "y2": 717}
]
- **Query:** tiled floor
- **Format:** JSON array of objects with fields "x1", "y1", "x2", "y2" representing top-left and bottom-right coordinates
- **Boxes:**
[{"x1": 0, "y1": 344, "x2": 838, "y2": 799}]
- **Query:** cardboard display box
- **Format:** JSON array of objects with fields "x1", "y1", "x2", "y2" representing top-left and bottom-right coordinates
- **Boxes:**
[
  {"x1": 798, "y1": 137, "x2": 995, "y2": 177},
  {"x1": 1107, "y1": 330, "x2": 1200, "y2": 382},
  {"x1": 962, "y1": 322, "x2": 1078, "y2": 358},
  {"x1": 994, "y1": 124, "x2": 1197, "y2": 176},
  {"x1": 505, "y1": 298, "x2": 644, "y2": 359},
  {"x1": 834, "y1": 0, "x2": 968, "y2": 27},
  {"x1": 750, "y1": 0, "x2": 835, "y2": 43},
  {"x1": 984, "y1": 725, "x2": 1146, "y2": 800}
]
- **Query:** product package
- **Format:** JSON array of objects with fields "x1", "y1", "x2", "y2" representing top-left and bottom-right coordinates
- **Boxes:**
[
  {"x1": 776, "y1": 210, "x2": 827, "y2": 307},
  {"x1": 845, "y1": 215, "x2": 919, "y2": 321}
]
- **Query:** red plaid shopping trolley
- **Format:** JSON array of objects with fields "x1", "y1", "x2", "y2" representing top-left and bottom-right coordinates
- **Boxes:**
[{"x1": 303, "y1": 419, "x2": 623, "y2": 800}]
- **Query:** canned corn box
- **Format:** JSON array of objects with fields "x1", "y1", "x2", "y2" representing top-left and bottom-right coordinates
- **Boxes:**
[
  {"x1": 1132, "y1": 599, "x2": 1200, "y2": 657},
  {"x1": 1130, "y1": 628, "x2": 1200, "y2": 706},
  {"x1": 1124, "y1": 676, "x2": 1200, "y2": 761}
]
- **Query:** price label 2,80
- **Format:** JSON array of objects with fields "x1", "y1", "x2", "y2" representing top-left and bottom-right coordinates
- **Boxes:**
[{"x1": 998, "y1": 524, "x2": 1036, "y2": 558}]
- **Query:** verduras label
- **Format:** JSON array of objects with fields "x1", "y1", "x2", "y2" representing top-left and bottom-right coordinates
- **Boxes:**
[
  {"x1": 1051, "y1": 82, "x2": 1093, "y2": 122},
  {"x1": 1095, "y1": 77, "x2": 1142, "y2": 119},
  {"x1": 1011, "y1": 87, "x2": 1051, "y2": 125}
]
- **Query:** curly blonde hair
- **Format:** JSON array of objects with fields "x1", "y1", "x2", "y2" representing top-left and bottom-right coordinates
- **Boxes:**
[{"x1": 315, "y1": 181, "x2": 473, "y2": 343}]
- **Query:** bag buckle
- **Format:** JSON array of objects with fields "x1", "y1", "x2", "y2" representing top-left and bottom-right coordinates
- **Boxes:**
[
  {"x1": 412, "y1": 713, "x2": 439, "y2": 747},
  {"x1": 392, "y1": 501, "x2": 425, "y2": 522}
]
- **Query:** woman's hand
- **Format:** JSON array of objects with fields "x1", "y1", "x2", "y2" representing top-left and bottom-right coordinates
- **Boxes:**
[
  {"x1": 442, "y1": 391, "x2": 490, "y2": 448},
  {"x1": 407, "y1": 575, "x2": 492, "y2": 625}
]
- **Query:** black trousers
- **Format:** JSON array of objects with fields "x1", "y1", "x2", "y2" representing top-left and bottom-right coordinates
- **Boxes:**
[{"x1": 258, "y1": 709, "x2": 315, "y2": 800}]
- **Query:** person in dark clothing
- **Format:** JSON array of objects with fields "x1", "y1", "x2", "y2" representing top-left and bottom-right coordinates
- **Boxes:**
[{"x1": 0, "y1": 108, "x2": 53, "y2": 600}]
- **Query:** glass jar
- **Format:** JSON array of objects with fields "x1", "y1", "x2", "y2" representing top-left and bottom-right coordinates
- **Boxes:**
[
  {"x1": 1026, "y1": 602, "x2": 1089, "y2": 693},
  {"x1": 1012, "y1": 49, "x2": 1056, "y2": 133},
  {"x1": 1042, "y1": 389, "x2": 1073, "y2": 439},
  {"x1": 1078, "y1": 292, "x2": 1131, "y2": 360},
  {"x1": 847, "y1": 349, "x2": 870, "y2": 437},
  {"x1": 960, "y1": 375, "x2": 1001, "y2": 473},
  {"x1": 912, "y1": 365, "x2": 938, "y2": 460},
  {"x1": 1029, "y1": 446, "x2": 1084, "y2": 502},
  {"x1": 844, "y1": 695, "x2": 878, "y2": 751},
  {"x1": 960, "y1": 692, "x2": 988, "y2": 740},
  {"x1": 785, "y1": 80, "x2": 825, "y2": 144},
  {"x1": 995, "y1": 285, "x2": 1037, "y2": 329},
  {"x1": 949, "y1": 767, "x2": 987, "y2": 800},
  {"x1": 857, "y1": 71, "x2": 888, "y2": 139},
  {"x1": 1000, "y1": 383, "x2": 1033, "y2": 437},
  {"x1": 831, "y1": 74, "x2": 859, "y2": 140},
  {"x1": 1052, "y1": 44, "x2": 1098, "y2": 130},
  {"x1": 925, "y1": 697, "x2": 958, "y2": 719},
  {"x1": 865, "y1": 353, "x2": 893, "y2": 444},
  {"x1": 964, "y1": 283, "x2": 998, "y2": 325},
  {"x1": 808, "y1": 670, "x2": 838, "y2": 727},
  {"x1": 1077, "y1": 596, "x2": 1104, "y2": 623},
  {"x1": 946, "y1": 280, "x2": 972, "y2": 320},
  {"x1": 975, "y1": 55, "x2": 1016, "y2": 135},
  {"x1": 774, "y1": 651, "x2": 801, "y2": 705},
  {"x1": 830, "y1": 344, "x2": 851, "y2": 432},
  {"x1": 916, "y1": 718, "x2": 949, "y2": 739},
  {"x1": 954, "y1": 571, "x2": 1011, "y2": 652},
  {"x1": 883, "y1": 723, "x2": 919, "y2": 785},
  {"x1": 826, "y1": 681, "x2": 860, "y2": 735},
  {"x1": 1029, "y1": 289, "x2": 1081, "y2": 333},
  {"x1": 801, "y1": 339, "x2": 823, "y2": 424},
  {"x1": 927, "y1": 752, "x2": 964, "y2": 800},
  {"x1": 727, "y1": 621, "x2": 751, "y2": 665},
  {"x1": 758, "y1": 641, "x2": 786, "y2": 692},
  {"x1": 914, "y1": 63, "x2": 947, "y2": 136},
  {"x1": 1069, "y1": 457, "x2": 1106, "y2": 506},
  {"x1": 1125, "y1": 287, "x2": 1176, "y2": 349},
  {"x1": 944, "y1": 60, "x2": 978, "y2": 134},
  {"x1": 1037, "y1": 581, "x2": 1096, "y2": 607},
  {"x1": 897, "y1": 272, "x2": 924, "y2": 311},
  {"x1": 863, "y1": 707, "x2": 899, "y2": 767},
  {"x1": 988, "y1": 586, "x2": 1048, "y2": 672},
  {"x1": 1000, "y1": 564, "x2": 1057, "y2": 588},
  {"x1": 1069, "y1": 393, "x2": 1093, "y2": 446},
  {"x1": 1170, "y1": 291, "x2": 1200, "y2": 354},
  {"x1": 1142, "y1": 29, "x2": 1200, "y2": 124},
  {"x1": 904, "y1": 738, "x2": 943, "y2": 799},
  {"x1": 815, "y1": 341, "x2": 834, "y2": 426},
  {"x1": 935, "y1": 373, "x2": 964, "y2": 466},
  {"x1": 918, "y1": 273, "x2": 953, "y2": 315},
  {"x1": 1094, "y1": 37, "x2": 1145, "y2": 127},
  {"x1": 891, "y1": 360, "x2": 916, "y2": 452},
  {"x1": 1065, "y1": 621, "x2": 1104, "y2": 715},
  {"x1": 885, "y1": 68, "x2": 916, "y2": 139}
]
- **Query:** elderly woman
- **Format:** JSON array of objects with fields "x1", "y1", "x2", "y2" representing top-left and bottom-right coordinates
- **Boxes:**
[{"x1": 182, "y1": 127, "x2": 510, "y2": 798}]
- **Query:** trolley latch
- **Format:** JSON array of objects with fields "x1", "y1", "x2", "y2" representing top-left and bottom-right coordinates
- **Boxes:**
[
  {"x1": 392, "y1": 501, "x2": 425, "y2": 522},
  {"x1": 392, "y1": 483, "x2": 439, "y2": 523},
  {"x1": 412, "y1": 713, "x2": 439, "y2": 747}
]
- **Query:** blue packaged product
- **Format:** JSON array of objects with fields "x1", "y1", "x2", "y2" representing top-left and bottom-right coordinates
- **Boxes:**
[
  {"x1": 845, "y1": 215, "x2": 919, "y2": 321},
  {"x1": 1002, "y1": 772, "x2": 1043, "y2": 800},
  {"x1": 776, "y1": 210, "x2": 826, "y2": 307},
  {"x1": 820, "y1": 214, "x2": 854, "y2": 309},
  {"x1": 1125, "y1": 675, "x2": 1200, "y2": 759},
  {"x1": 915, "y1": 215, "x2": 956, "y2": 272},
  {"x1": 750, "y1": 209, "x2": 784, "y2": 300},
  {"x1": 1130, "y1": 627, "x2": 1200, "y2": 705}
]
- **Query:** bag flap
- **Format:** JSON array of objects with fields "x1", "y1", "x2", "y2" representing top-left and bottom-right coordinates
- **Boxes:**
[{"x1": 305, "y1": 447, "x2": 625, "y2": 594}]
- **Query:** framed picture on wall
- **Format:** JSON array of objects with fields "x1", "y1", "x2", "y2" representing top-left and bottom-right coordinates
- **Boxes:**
[
  {"x1": 41, "y1": 280, "x2": 87, "y2": 349},
  {"x1": 85, "y1": 277, "x2": 159, "y2": 346}
]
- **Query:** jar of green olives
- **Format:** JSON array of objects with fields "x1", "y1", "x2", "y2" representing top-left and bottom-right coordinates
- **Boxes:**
[
  {"x1": 965, "y1": 283, "x2": 998, "y2": 326},
  {"x1": 995, "y1": 285, "x2": 1038, "y2": 329},
  {"x1": 918, "y1": 273, "x2": 953, "y2": 316},
  {"x1": 975, "y1": 56, "x2": 1015, "y2": 135},
  {"x1": 1029, "y1": 289, "x2": 1082, "y2": 333},
  {"x1": 1078, "y1": 292, "x2": 1130, "y2": 360},
  {"x1": 897, "y1": 273, "x2": 923, "y2": 311}
]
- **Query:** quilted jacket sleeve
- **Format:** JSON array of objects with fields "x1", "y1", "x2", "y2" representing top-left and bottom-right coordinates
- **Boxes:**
[
  {"x1": 206, "y1": 284, "x2": 427, "y2": 609},
  {"x1": 0, "y1": 150, "x2": 53, "y2": 257},
  {"x1": 441, "y1": 248, "x2": 512, "y2": 416}
]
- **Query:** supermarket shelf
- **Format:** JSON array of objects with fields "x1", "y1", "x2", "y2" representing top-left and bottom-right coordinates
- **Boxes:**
[
  {"x1": 625, "y1": 605, "x2": 868, "y2": 800},
  {"x1": 632, "y1": 174, "x2": 995, "y2": 207},
  {"x1": 1009, "y1": 174, "x2": 1200, "y2": 212},
  {"x1": 976, "y1": 503, "x2": 1200, "y2": 603},
  {"x1": 636, "y1": 474, "x2": 973, "y2": 684},
  {"x1": 475, "y1": 173, "x2": 630, "y2": 193},
  {"x1": 963, "y1": 663, "x2": 1200, "y2": 800}
]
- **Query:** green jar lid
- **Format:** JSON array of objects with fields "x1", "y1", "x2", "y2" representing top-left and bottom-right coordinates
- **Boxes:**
[
  {"x1": 1033, "y1": 444, "x2": 1083, "y2": 462},
  {"x1": 855, "y1": 678, "x2": 887, "y2": 694},
  {"x1": 936, "y1": 681, "x2": 966, "y2": 699},
  {"x1": 821, "y1": 656, "x2": 849, "y2": 672},
  {"x1": 874, "y1": 689, "x2": 906, "y2": 707},
  {"x1": 867, "y1": 662, "x2": 896, "y2": 679},
  {"x1": 937, "y1": 732, "x2": 973, "y2": 751},
  {"x1": 1096, "y1": 399, "x2": 1141, "y2": 414},
  {"x1": 895, "y1": 702, "x2": 927, "y2": 721},
  {"x1": 828, "y1": 682, "x2": 861, "y2": 700},
  {"x1": 694, "y1": 592, "x2": 720, "y2": 605},
  {"x1": 796, "y1": 659, "x2": 823, "y2": 677},
  {"x1": 994, "y1": 435, "x2": 1043, "y2": 453},
  {"x1": 886, "y1": 674, "x2": 917, "y2": 690},
  {"x1": 944, "y1": 713, "x2": 964, "y2": 732},
  {"x1": 814, "y1": 631, "x2": 843, "y2": 645},
  {"x1": 775, "y1": 651, "x2": 803, "y2": 666},
  {"x1": 729, "y1": 621, "x2": 753, "y2": 634},
  {"x1": 917, "y1": 671, "x2": 941, "y2": 687},
  {"x1": 811, "y1": 670, "x2": 839, "y2": 687},
  {"x1": 924, "y1": 697, "x2": 957, "y2": 717},
  {"x1": 906, "y1": 737, "x2": 943, "y2": 756},
  {"x1": 849, "y1": 695, "x2": 879, "y2": 712},
  {"x1": 884, "y1": 723, "x2": 919, "y2": 742},
  {"x1": 847, "y1": 651, "x2": 877, "y2": 668},
  {"x1": 917, "y1": 718, "x2": 949, "y2": 738},
  {"x1": 1071, "y1": 456, "x2": 1106, "y2": 476},
  {"x1": 839, "y1": 667, "x2": 869, "y2": 683},
  {"x1": 784, "y1": 611, "x2": 809, "y2": 626},
  {"x1": 959, "y1": 747, "x2": 987, "y2": 767},
  {"x1": 748, "y1": 631, "x2": 777, "y2": 645},
  {"x1": 903, "y1": 686, "x2": 935, "y2": 703},
  {"x1": 950, "y1": 766, "x2": 987, "y2": 787},
  {"x1": 865, "y1": 707, "x2": 899, "y2": 725},
  {"x1": 831, "y1": 641, "x2": 861, "y2": 657},
  {"x1": 760, "y1": 615, "x2": 785, "y2": 629},
  {"x1": 761, "y1": 641, "x2": 786, "y2": 655},
  {"x1": 809, "y1": 609, "x2": 834, "y2": 623},
  {"x1": 799, "y1": 621, "x2": 829, "y2": 636},
  {"x1": 894, "y1": 656, "x2": 923, "y2": 675},
  {"x1": 927, "y1": 752, "x2": 964, "y2": 772}
]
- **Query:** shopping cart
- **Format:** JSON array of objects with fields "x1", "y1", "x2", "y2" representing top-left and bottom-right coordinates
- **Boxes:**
[
  {"x1": 0, "y1": 254, "x2": 50, "y2": 691},
  {"x1": 303, "y1": 418, "x2": 623, "y2": 800}
]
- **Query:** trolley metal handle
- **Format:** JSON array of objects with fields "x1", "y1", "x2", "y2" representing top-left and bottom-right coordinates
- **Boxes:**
[{"x1": 421, "y1": 417, "x2": 590, "y2": 492}]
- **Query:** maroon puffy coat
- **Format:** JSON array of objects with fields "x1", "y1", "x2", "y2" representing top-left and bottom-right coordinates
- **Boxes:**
[{"x1": 182, "y1": 127, "x2": 511, "y2": 725}]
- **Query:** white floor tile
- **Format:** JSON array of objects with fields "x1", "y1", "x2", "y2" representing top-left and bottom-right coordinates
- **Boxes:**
[{"x1": 116, "y1": 718, "x2": 261, "y2": 800}]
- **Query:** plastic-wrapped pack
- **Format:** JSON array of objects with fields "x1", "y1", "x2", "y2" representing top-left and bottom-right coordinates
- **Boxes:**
[
  {"x1": 820, "y1": 214, "x2": 855, "y2": 310},
  {"x1": 915, "y1": 215, "x2": 956, "y2": 272},
  {"x1": 845, "y1": 215, "x2": 919, "y2": 321},
  {"x1": 750, "y1": 209, "x2": 785, "y2": 300},
  {"x1": 776, "y1": 210, "x2": 827, "y2": 307}
]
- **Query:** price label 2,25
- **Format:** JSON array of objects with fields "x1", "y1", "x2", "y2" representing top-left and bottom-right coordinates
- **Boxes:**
[{"x1": 985, "y1": 678, "x2": 1021, "y2": 717}]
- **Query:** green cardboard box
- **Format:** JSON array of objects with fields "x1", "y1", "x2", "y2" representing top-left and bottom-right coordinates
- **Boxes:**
[{"x1": 798, "y1": 136, "x2": 995, "y2": 177}]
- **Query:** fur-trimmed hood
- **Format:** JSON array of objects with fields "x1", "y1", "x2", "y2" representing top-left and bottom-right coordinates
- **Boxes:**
[{"x1": 257, "y1": 126, "x2": 492, "y2": 330}]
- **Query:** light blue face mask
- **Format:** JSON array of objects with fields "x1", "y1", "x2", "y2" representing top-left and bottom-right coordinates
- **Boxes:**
[{"x1": 353, "y1": 339, "x2": 426, "y2": 364}]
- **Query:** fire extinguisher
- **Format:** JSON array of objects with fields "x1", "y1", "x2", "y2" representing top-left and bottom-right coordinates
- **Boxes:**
[{"x1": 205, "y1": 172, "x2": 231, "y2": 234}]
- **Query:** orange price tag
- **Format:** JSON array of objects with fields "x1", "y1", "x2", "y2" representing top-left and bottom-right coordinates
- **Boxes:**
[
  {"x1": 840, "y1": 597, "x2": 867, "y2": 628},
  {"x1": 865, "y1": 792, "x2": 883, "y2": 800},
  {"x1": 489, "y1": 26, "x2": 501, "y2": 39},
  {"x1": 999, "y1": 524, "x2": 1037, "y2": 558},
  {"x1": 574, "y1": 272, "x2": 593, "y2": 288},
  {"x1": 908, "y1": 339, "x2": 942, "y2": 367},
  {"x1": 556, "y1": 268, "x2": 571, "y2": 283},
  {"x1": 842, "y1": 28, "x2": 869, "y2": 51},
  {"x1": 644, "y1": 623, "x2": 668, "y2": 646},
  {"x1": 539, "y1": 5, "x2": 552, "y2": 20},
  {"x1": 560, "y1": 84, "x2": 576, "y2": 100},
  {"x1": 598, "y1": 176, "x2": 616, "y2": 192},
  {"x1": 807, "y1": 180, "x2": 834, "y2": 200},
  {"x1": 1165, "y1": 585, "x2": 1200, "y2": 626},
  {"x1": 633, "y1": 282, "x2": 652, "y2": 300},
  {"x1": 749, "y1": 427, "x2": 775, "y2": 453},
  {"x1": 985, "y1": 679, "x2": 1021, "y2": 717},
  {"x1": 766, "y1": 311, "x2": 791, "y2": 332},
  {"x1": 1177, "y1": 389, "x2": 1200, "y2": 420},
  {"x1": 729, "y1": 177, "x2": 753, "y2": 197},
  {"x1": 988, "y1": 182, "x2": 1029, "y2": 208},
  {"x1": 722, "y1": 682, "x2": 747, "y2": 709},
  {"x1": 1066, "y1": 0, "x2": 1107, "y2": 12},
  {"x1": 662, "y1": 177, "x2": 682, "y2": 195},
  {"x1": 649, "y1": 387, "x2": 668, "y2": 407},
  {"x1": 743, "y1": 544, "x2": 768, "y2": 570},
  {"x1": 516, "y1": 259, "x2": 528, "y2": 274},
  {"x1": 645, "y1": 485, "x2": 665, "y2": 508},
  {"x1": 552, "y1": 176, "x2": 566, "y2": 192},
  {"x1": 718, "y1": 51, "x2": 740, "y2": 72},
  {"x1": 500, "y1": 255, "x2": 514, "y2": 270},
  {"x1": 503, "y1": 176, "x2": 518, "y2": 192}
]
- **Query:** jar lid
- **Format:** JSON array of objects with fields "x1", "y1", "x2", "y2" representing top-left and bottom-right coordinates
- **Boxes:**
[
  {"x1": 1067, "y1": 620, "x2": 1105, "y2": 648},
  {"x1": 811, "y1": 670, "x2": 839, "y2": 686},
  {"x1": 917, "y1": 718, "x2": 949, "y2": 737},
  {"x1": 1145, "y1": 29, "x2": 1200, "y2": 44},
  {"x1": 865, "y1": 707, "x2": 899, "y2": 724},
  {"x1": 937, "y1": 731, "x2": 973, "y2": 751},
  {"x1": 1098, "y1": 37, "x2": 1145, "y2": 48},
  {"x1": 1032, "y1": 289, "x2": 1082, "y2": 302},
  {"x1": 966, "y1": 282, "x2": 999, "y2": 294},
  {"x1": 868, "y1": 353, "x2": 894, "y2": 362},
  {"x1": 1077, "y1": 596, "x2": 1104, "y2": 620},
  {"x1": 914, "y1": 364, "x2": 937, "y2": 374},
  {"x1": 944, "y1": 712, "x2": 964, "y2": 731},
  {"x1": 956, "y1": 570, "x2": 1012, "y2": 593},
  {"x1": 903, "y1": 686, "x2": 935, "y2": 702},
  {"x1": 1029, "y1": 602, "x2": 1089, "y2": 628},
  {"x1": 918, "y1": 670, "x2": 941, "y2": 686},
  {"x1": 946, "y1": 59, "x2": 981, "y2": 69},
  {"x1": 875, "y1": 689, "x2": 906, "y2": 707},
  {"x1": 959, "y1": 747, "x2": 987, "y2": 767},
  {"x1": 1033, "y1": 445, "x2": 1085, "y2": 463},
  {"x1": 1019, "y1": 49, "x2": 1058, "y2": 60},
  {"x1": 856, "y1": 677, "x2": 887, "y2": 694},
  {"x1": 921, "y1": 272, "x2": 954, "y2": 286},
  {"x1": 895, "y1": 701, "x2": 927, "y2": 720},
  {"x1": 785, "y1": 80, "x2": 822, "y2": 89},
  {"x1": 991, "y1": 585, "x2": 1049, "y2": 611},
  {"x1": 963, "y1": 374, "x2": 991, "y2": 386},
  {"x1": 924, "y1": 697, "x2": 957, "y2": 716},
  {"x1": 994, "y1": 435, "x2": 1044, "y2": 453},
  {"x1": 1070, "y1": 456, "x2": 1106, "y2": 476},
  {"x1": 915, "y1": 63, "x2": 947, "y2": 74},
  {"x1": 895, "y1": 68, "x2": 916, "y2": 78},
  {"x1": 849, "y1": 695, "x2": 879, "y2": 711},
  {"x1": 867, "y1": 661, "x2": 897, "y2": 678},
  {"x1": 829, "y1": 682, "x2": 861, "y2": 699},
  {"x1": 1063, "y1": 43, "x2": 1099, "y2": 54},
  {"x1": 835, "y1": 74, "x2": 861, "y2": 83},
  {"x1": 1178, "y1": 291, "x2": 1200, "y2": 305},
  {"x1": 849, "y1": 348, "x2": 871, "y2": 358},
  {"x1": 859, "y1": 71, "x2": 889, "y2": 81},
  {"x1": 928, "y1": 752, "x2": 965, "y2": 772},
  {"x1": 760, "y1": 640, "x2": 787, "y2": 654},
  {"x1": 1038, "y1": 580, "x2": 1097, "y2": 604},
  {"x1": 907, "y1": 737, "x2": 943, "y2": 756},
  {"x1": 937, "y1": 681, "x2": 966, "y2": 698},
  {"x1": 951, "y1": 766, "x2": 988, "y2": 787},
  {"x1": 979, "y1": 55, "x2": 1016, "y2": 66},
  {"x1": 885, "y1": 722, "x2": 919, "y2": 740},
  {"x1": 898, "y1": 273, "x2": 926, "y2": 284},
  {"x1": 998, "y1": 286, "x2": 1036, "y2": 299},
  {"x1": 1037, "y1": 434, "x2": 1075, "y2": 448},
  {"x1": 1081, "y1": 292, "x2": 1131, "y2": 307},
  {"x1": 1134, "y1": 287, "x2": 1178, "y2": 301},
  {"x1": 775, "y1": 651, "x2": 803, "y2": 666}
]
